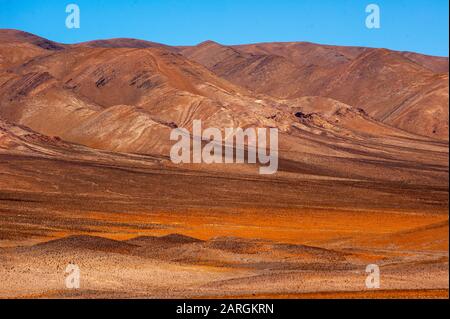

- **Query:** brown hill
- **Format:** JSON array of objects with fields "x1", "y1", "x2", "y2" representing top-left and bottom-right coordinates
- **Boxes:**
[
  {"x1": 74, "y1": 38, "x2": 177, "y2": 51},
  {"x1": 0, "y1": 30, "x2": 65, "y2": 71},
  {"x1": 401, "y1": 51, "x2": 449, "y2": 73},
  {"x1": 180, "y1": 40, "x2": 305, "y2": 98},
  {"x1": 0, "y1": 30, "x2": 448, "y2": 186},
  {"x1": 0, "y1": 117, "x2": 70, "y2": 155},
  {"x1": 182, "y1": 41, "x2": 449, "y2": 140},
  {"x1": 0, "y1": 36, "x2": 275, "y2": 154}
]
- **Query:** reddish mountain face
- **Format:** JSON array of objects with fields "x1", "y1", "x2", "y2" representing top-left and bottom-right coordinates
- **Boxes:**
[
  {"x1": 181, "y1": 41, "x2": 449, "y2": 140},
  {"x1": 0, "y1": 29, "x2": 448, "y2": 161}
]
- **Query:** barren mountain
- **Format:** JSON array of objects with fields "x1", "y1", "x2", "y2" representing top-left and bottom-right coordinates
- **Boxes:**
[
  {"x1": 182, "y1": 41, "x2": 449, "y2": 139},
  {"x1": 0, "y1": 33, "x2": 269, "y2": 154},
  {"x1": 0, "y1": 30, "x2": 65, "y2": 71},
  {"x1": 0, "y1": 30, "x2": 448, "y2": 187}
]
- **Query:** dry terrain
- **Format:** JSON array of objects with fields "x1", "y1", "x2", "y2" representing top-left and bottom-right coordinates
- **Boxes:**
[{"x1": 0, "y1": 29, "x2": 448, "y2": 299}]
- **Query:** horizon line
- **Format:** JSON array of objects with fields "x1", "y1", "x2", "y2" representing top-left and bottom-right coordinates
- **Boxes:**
[{"x1": 2, "y1": 28, "x2": 449, "y2": 59}]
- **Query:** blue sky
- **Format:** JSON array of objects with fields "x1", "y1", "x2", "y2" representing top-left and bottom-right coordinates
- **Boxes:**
[{"x1": 0, "y1": 0, "x2": 448, "y2": 56}]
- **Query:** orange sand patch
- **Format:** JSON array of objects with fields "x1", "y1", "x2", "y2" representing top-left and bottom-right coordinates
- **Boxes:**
[
  {"x1": 78, "y1": 207, "x2": 448, "y2": 247},
  {"x1": 213, "y1": 289, "x2": 449, "y2": 299}
]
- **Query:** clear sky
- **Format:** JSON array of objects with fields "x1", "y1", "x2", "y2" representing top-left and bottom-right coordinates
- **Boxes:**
[{"x1": 0, "y1": 0, "x2": 448, "y2": 56}]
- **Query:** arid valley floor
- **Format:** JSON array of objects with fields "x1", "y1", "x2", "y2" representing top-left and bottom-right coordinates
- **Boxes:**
[{"x1": 0, "y1": 29, "x2": 448, "y2": 298}]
